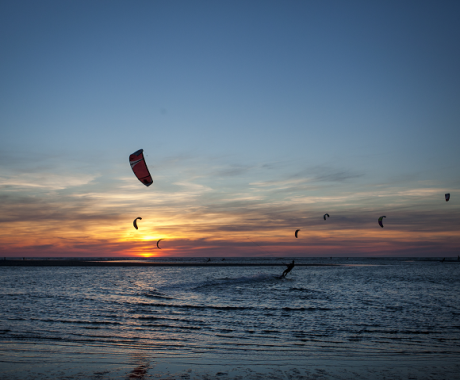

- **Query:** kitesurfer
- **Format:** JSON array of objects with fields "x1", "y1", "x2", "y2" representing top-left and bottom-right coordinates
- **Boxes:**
[{"x1": 282, "y1": 260, "x2": 295, "y2": 277}]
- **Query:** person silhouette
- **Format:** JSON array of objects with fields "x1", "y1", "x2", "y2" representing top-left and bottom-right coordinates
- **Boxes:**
[{"x1": 282, "y1": 260, "x2": 295, "y2": 278}]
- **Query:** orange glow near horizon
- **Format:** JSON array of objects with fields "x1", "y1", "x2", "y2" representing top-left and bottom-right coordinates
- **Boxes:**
[
  {"x1": 1, "y1": 178, "x2": 459, "y2": 258},
  {"x1": 2, "y1": 220, "x2": 460, "y2": 257}
]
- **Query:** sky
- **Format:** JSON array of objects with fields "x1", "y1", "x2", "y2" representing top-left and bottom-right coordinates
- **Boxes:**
[{"x1": 1, "y1": 0, "x2": 459, "y2": 258}]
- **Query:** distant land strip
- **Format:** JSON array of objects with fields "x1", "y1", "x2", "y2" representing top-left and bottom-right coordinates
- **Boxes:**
[{"x1": 0, "y1": 260, "x2": 340, "y2": 267}]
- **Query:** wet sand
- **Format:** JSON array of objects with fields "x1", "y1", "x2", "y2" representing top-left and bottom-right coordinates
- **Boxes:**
[
  {"x1": 2, "y1": 261, "x2": 458, "y2": 379},
  {"x1": 1, "y1": 341, "x2": 458, "y2": 380}
]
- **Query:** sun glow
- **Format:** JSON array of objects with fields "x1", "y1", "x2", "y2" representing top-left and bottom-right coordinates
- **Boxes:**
[
  {"x1": 139, "y1": 252, "x2": 155, "y2": 258},
  {"x1": 141, "y1": 236, "x2": 159, "y2": 241}
]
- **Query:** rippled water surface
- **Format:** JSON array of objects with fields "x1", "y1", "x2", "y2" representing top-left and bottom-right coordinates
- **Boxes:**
[{"x1": 1, "y1": 257, "x2": 460, "y2": 379}]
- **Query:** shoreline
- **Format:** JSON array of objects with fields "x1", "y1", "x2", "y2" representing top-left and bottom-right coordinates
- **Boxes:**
[
  {"x1": 0, "y1": 260, "x2": 340, "y2": 267},
  {"x1": 1, "y1": 341, "x2": 458, "y2": 380}
]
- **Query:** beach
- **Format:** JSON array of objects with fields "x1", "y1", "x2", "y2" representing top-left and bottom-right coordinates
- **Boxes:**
[
  {"x1": 1, "y1": 258, "x2": 459, "y2": 379},
  {"x1": 2, "y1": 341, "x2": 459, "y2": 380}
]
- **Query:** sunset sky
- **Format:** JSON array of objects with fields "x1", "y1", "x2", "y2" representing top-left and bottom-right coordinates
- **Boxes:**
[{"x1": 1, "y1": 1, "x2": 459, "y2": 257}]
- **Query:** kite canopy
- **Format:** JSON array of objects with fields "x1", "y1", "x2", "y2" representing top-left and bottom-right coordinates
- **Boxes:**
[
  {"x1": 133, "y1": 217, "x2": 142, "y2": 230},
  {"x1": 129, "y1": 149, "x2": 153, "y2": 187},
  {"x1": 378, "y1": 216, "x2": 386, "y2": 228},
  {"x1": 295, "y1": 229, "x2": 300, "y2": 238},
  {"x1": 157, "y1": 239, "x2": 163, "y2": 249},
  {"x1": 323, "y1": 213, "x2": 330, "y2": 220},
  {"x1": 445, "y1": 193, "x2": 450, "y2": 202}
]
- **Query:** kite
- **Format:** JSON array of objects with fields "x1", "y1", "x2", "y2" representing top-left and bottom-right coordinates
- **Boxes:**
[
  {"x1": 323, "y1": 213, "x2": 330, "y2": 220},
  {"x1": 445, "y1": 193, "x2": 450, "y2": 202},
  {"x1": 157, "y1": 239, "x2": 163, "y2": 249},
  {"x1": 129, "y1": 149, "x2": 153, "y2": 187},
  {"x1": 378, "y1": 216, "x2": 386, "y2": 228},
  {"x1": 133, "y1": 217, "x2": 142, "y2": 230},
  {"x1": 295, "y1": 229, "x2": 300, "y2": 238}
]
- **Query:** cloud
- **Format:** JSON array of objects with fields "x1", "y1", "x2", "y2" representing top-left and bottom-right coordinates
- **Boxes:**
[
  {"x1": 0, "y1": 173, "x2": 96, "y2": 190},
  {"x1": 289, "y1": 165, "x2": 365, "y2": 183},
  {"x1": 211, "y1": 164, "x2": 252, "y2": 177},
  {"x1": 250, "y1": 177, "x2": 309, "y2": 188},
  {"x1": 1, "y1": 149, "x2": 459, "y2": 257},
  {"x1": 310, "y1": 167, "x2": 364, "y2": 183}
]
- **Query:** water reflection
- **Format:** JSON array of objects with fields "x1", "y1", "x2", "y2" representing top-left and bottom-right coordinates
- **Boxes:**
[{"x1": 128, "y1": 352, "x2": 151, "y2": 380}]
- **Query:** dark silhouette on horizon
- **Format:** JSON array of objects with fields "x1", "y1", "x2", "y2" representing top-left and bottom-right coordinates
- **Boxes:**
[{"x1": 282, "y1": 260, "x2": 295, "y2": 277}]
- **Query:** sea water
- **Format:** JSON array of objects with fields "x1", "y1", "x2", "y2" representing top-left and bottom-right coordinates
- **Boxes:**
[{"x1": 1, "y1": 257, "x2": 459, "y2": 379}]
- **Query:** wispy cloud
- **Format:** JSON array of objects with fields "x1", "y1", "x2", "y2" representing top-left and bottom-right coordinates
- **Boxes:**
[
  {"x1": 0, "y1": 173, "x2": 96, "y2": 190},
  {"x1": 211, "y1": 164, "x2": 253, "y2": 177},
  {"x1": 1, "y1": 152, "x2": 459, "y2": 257}
]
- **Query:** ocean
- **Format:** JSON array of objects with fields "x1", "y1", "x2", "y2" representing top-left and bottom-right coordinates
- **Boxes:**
[{"x1": 1, "y1": 257, "x2": 459, "y2": 379}]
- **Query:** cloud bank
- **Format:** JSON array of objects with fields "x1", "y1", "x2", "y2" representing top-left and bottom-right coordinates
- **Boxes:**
[{"x1": 0, "y1": 152, "x2": 458, "y2": 257}]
